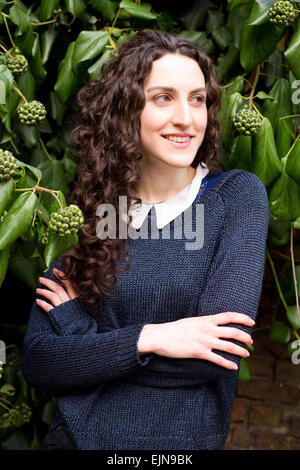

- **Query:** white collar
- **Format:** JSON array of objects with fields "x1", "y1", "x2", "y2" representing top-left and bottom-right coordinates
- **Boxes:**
[{"x1": 127, "y1": 162, "x2": 209, "y2": 230}]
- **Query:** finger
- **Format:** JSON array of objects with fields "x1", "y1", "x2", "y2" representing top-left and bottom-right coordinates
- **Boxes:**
[
  {"x1": 39, "y1": 276, "x2": 70, "y2": 303},
  {"x1": 53, "y1": 269, "x2": 78, "y2": 300},
  {"x1": 204, "y1": 350, "x2": 239, "y2": 370},
  {"x1": 217, "y1": 326, "x2": 253, "y2": 345},
  {"x1": 36, "y1": 288, "x2": 62, "y2": 307},
  {"x1": 212, "y1": 312, "x2": 255, "y2": 327},
  {"x1": 214, "y1": 339, "x2": 250, "y2": 358},
  {"x1": 36, "y1": 298, "x2": 54, "y2": 313}
]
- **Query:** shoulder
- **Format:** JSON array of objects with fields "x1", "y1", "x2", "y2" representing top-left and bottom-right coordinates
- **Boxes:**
[{"x1": 215, "y1": 169, "x2": 269, "y2": 209}]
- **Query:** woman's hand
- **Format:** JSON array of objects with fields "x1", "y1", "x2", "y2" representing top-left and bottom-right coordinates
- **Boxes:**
[
  {"x1": 138, "y1": 312, "x2": 254, "y2": 370},
  {"x1": 36, "y1": 268, "x2": 78, "y2": 313}
]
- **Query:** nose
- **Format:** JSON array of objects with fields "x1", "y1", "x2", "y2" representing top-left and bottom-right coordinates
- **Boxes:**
[{"x1": 171, "y1": 99, "x2": 193, "y2": 127}]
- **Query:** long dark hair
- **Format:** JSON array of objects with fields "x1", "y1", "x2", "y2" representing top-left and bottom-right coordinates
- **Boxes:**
[{"x1": 57, "y1": 28, "x2": 225, "y2": 316}]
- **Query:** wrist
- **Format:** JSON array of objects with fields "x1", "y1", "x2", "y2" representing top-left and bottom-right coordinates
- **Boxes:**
[{"x1": 138, "y1": 323, "x2": 158, "y2": 355}]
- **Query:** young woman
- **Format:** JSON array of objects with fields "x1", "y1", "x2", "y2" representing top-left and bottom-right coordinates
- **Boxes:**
[{"x1": 21, "y1": 29, "x2": 270, "y2": 450}]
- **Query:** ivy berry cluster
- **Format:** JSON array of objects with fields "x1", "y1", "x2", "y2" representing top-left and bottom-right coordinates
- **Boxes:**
[
  {"x1": 17, "y1": 100, "x2": 47, "y2": 126},
  {"x1": 268, "y1": 1, "x2": 297, "y2": 27},
  {"x1": 49, "y1": 205, "x2": 84, "y2": 237},
  {"x1": 232, "y1": 107, "x2": 263, "y2": 136},
  {"x1": 0, "y1": 149, "x2": 18, "y2": 182}
]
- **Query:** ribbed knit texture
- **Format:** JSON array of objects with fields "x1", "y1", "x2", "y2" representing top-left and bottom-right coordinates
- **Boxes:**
[{"x1": 21, "y1": 169, "x2": 270, "y2": 450}]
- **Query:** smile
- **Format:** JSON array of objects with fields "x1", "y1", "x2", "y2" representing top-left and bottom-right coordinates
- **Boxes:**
[{"x1": 162, "y1": 135, "x2": 192, "y2": 148}]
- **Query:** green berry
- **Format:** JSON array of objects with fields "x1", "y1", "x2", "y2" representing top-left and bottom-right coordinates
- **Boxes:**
[
  {"x1": 7, "y1": 53, "x2": 28, "y2": 76},
  {"x1": 17, "y1": 100, "x2": 47, "y2": 126},
  {"x1": 49, "y1": 204, "x2": 84, "y2": 237},
  {"x1": 0, "y1": 150, "x2": 18, "y2": 182},
  {"x1": 41, "y1": 230, "x2": 49, "y2": 245},
  {"x1": 232, "y1": 107, "x2": 263, "y2": 136},
  {"x1": 268, "y1": 1, "x2": 296, "y2": 28}
]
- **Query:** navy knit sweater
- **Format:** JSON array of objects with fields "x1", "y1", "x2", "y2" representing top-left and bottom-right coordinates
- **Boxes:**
[{"x1": 21, "y1": 169, "x2": 270, "y2": 450}]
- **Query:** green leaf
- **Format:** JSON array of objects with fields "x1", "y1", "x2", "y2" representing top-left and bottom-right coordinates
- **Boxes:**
[
  {"x1": 119, "y1": 0, "x2": 157, "y2": 19},
  {"x1": 238, "y1": 357, "x2": 251, "y2": 381},
  {"x1": 54, "y1": 42, "x2": 80, "y2": 103},
  {"x1": 39, "y1": 0, "x2": 60, "y2": 21},
  {"x1": 0, "y1": 191, "x2": 38, "y2": 250},
  {"x1": 41, "y1": 397, "x2": 58, "y2": 425},
  {"x1": 91, "y1": 0, "x2": 119, "y2": 22},
  {"x1": 14, "y1": 158, "x2": 42, "y2": 184},
  {"x1": 41, "y1": 27, "x2": 58, "y2": 64},
  {"x1": 251, "y1": 117, "x2": 282, "y2": 187},
  {"x1": 30, "y1": 36, "x2": 47, "y2": 80},
  {"x1": 285, "y1": 135, "x2": 300, "y2": 185},
  {"x1": 286, "y1": 305, "x2": 300, "y2": 330},
  {"x1": 0, "y1": 384, "x2": 15, "y2": 397},
  {"x1": 255, "y1": 91, "x2": 273, "y2": 100},
  {"x1": 228, "y1": 134, "x2": 252, "y2": 171},
  {"x1": 72, "y1": 31, "x2": 109, "y2": 72},
  {"x1": 276, "y1": 118, "x2": 294, "y2": 160},
  {"x1": 0, "y1": 430, "x2": 30, "y2": 450},
  {"x1": 247, "y1": 0, "x2": 275, "y2": 25},
  {"x1": 8, "y1": 245, "x2": 46, "y2": 291},
  {"x1": 88, "y1": 48, "x2": 114, "y2": 81},
  {"x1": 0, "y1": 245, "x2": 10, "y2": 287},
  {"x1": 226, "y1": 3, "x2": 253, "y2": 49},
  {"x1": 262, "y1": 79, "x2": 293, "y2": 135},
  {"x1": 240, "y1": 6, "x2": 285, "y2": 72},
  {"x1": 285, "y1": 19, "x2": 300, "y2": 80},
  {"x1": 269, "y1": 320, "x2": 291, "y2": 343},
  {"x1": 9, "y1": 2, "x2": 31, "y2": 36},
  {"x1": 16, "y1": 69, "x2": 35, "y2": 101},
  {"x1": 211, "y1": 27, "x2": 232, "y2": 50},
  {"x1": 49, "y1": 91, "x2": 67, "y2": 126},
  {"x1": 65, "y1": 0, "x2": 87, "y2": 16},
  {"x1": 0, "y1": 65, "x2": 14, "y2": 96},
  {"x1": 215, "y1": 43, "x2": 239, "y2": 80},
  {"x1": 269, "y1": 155, "x2": 300, "y2": 220},
  {"x1": 0, "y1": 179, "x2": 14, "y2": 217},
  {"x1": 219, "y1": 92, "x2": 245, "y2": 153},
  {"x1": 44, "y1": 230, "x2": 78, "y2": 268},
  {"x1": 37, "y1": 159, "x2": 69, "y2": 210},
  {"x1": 13, "y1": 120, "x2": 39, "y2": 149},
  {"x1": 0, "y1": 80, "x2": 5, "y2": 104},
  {"x1": 206, "y1": 10, "x2": 224, "y2": 35}
]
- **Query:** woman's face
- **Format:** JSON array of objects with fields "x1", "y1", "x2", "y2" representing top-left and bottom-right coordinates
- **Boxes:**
[{"x1": 140, "y1": 53, "x2": 208, "y2": 169}]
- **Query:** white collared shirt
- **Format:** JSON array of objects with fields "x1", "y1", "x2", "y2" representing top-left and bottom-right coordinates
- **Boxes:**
[{"x1": 127, "y1": 162, "x2": 209, "y2": 230}]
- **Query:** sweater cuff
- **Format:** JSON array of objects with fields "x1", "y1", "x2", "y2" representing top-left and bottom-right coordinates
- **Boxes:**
[{"x1": 47, "y1": 297, "x2": 93, "y2": 333}]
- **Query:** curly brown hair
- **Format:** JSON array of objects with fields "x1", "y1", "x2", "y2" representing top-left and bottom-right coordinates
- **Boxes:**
[{"x1": 57, "y1": 28, "x2": 225, "y2": 317}]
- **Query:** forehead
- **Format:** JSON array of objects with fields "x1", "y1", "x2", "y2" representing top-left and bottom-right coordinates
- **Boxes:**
[{"x1": 144, "y1": 53, "x2": 205, "y2": 88}]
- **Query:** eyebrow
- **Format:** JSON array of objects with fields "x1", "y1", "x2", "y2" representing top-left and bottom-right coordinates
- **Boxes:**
[{"x1": 146, "y1": 85, "x2": 207, "y2": 94}]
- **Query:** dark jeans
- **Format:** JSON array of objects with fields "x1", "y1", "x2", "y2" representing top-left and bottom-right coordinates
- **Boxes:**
[{"x1": 42, "y1": 424, "x2": 77, "y2": 450}]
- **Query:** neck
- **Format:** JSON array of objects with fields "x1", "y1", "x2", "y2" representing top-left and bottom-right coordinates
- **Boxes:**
[{"x1": 136, "y1": 162, "x2": 197, "y2": 204}]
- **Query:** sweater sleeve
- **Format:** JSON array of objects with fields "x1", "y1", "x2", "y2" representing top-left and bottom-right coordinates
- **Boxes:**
[
  {"x1": 21, "y1": 258, "x2": 154, "y2": 394},
  {"x1": 136, "y1": 172, "x2": 270, "y2": 382}
]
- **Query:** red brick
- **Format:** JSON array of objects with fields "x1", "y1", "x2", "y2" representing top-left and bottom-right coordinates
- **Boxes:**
[
  {"x1": 276, "y1": 360, "x2": 300, "y2": 387},
  {"x1": 248, "y1": 354, "x2": 274, "y2": 378},
  {"x1": 237, "y1": 378, "x2": 299, "y2": 405},
  {"x1": 254, "y1": 431, "x2": 289, "y2": 450},
  {"x1": 231, "y1": 427, "x2": 254, "y2": 449},
  {"x1": 290, "y1": 417, "x2": 300, "y2": 438},
  {"x1": 231, "y1": 398, "x2": 247, "y2": 422},
  {"x1": 249, "y1": 404, "x2": 281, "y2": 427},
  {"x1": 288, "y1": 438, "x2": 300, "y2": 450}
]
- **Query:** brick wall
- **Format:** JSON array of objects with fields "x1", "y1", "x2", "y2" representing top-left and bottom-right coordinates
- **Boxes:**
[{"x1": 224, "y1": 258, "x2": 300, "y2": 450}]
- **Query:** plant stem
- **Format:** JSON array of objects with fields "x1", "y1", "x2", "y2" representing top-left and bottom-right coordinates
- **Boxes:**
[
  {"x1": 280, "y1": 114, "x2": 300, "y2": 120},
  {"x1": 13, "y1": 85, "x2": 27, "y2": 103},
  {"x1": 266, "y1": 249, "x2": 288, "y2": 310},
  {"x1": 35, "y1": 186, "x2": 63, "y2": 209},
  {"x1": 0, "y1": 401, "x2": 11, "y2": 412},
  {"x1": 290, "y1": 222, "x2": 300, "y2": 322},
  {"x1": 0, "y1": 42, "x2": 13, "y2": 58},
  {"x1": 251, "y1": 101, "x2": 264, "y2": 120},
  {"x1": 111, "y1": 8, "x2": 120, "y2": 29},
  {"x1": 9, "y1": 138, "x2": 20, "y2": 155},
  {"x1": 34, "y1": 208, "x2": 49, "y2": 226},
  {"x1": 31, "y1": 18, "x2": 57, "y2": 26},
  {"x1": 39, "y1": 138, "x2": 53, "y2": 161},
  {"x1": 1, "y1": 12, "x2": 16, "y2": 49},
  {"x1": 249, "y1": 65, "x2": 260, "y2": 109}
]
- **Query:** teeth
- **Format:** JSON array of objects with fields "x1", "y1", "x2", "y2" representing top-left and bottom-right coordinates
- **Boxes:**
[{"x1": 165, "y1": 135, "x2": 190, "y2": 142}]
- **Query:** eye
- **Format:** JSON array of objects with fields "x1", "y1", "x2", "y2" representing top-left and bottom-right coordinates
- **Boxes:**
[
  {"x1": 193, "y1": 95, "x2": 206, "y2": 103},
  {"x1": 154, "y1": 94, "x2": 170, "y2": 102}
]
